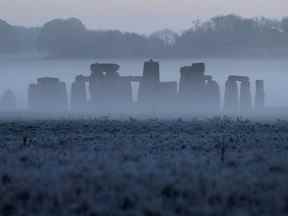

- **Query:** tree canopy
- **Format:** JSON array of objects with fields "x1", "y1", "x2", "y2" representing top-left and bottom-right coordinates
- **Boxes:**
[
  {"x1": 0, "y1": 19, "x2": 20, "y2": 53},
  {"x1": 2, "y1": 15, "x2": 288, "y2": 58}
]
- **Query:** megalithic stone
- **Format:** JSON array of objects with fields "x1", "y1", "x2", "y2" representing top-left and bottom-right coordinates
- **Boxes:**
[
  {"x1": 143, "y1": 59, "x2": 160, "y2": 82},
  {"x1": 28, "y1": 77, "x2": 68, "y2": 112},
  {"x1": 179, "y1": 63, "x2": 205, "y2": 96},
  {"x1": 0, "y1": 90, "x2": 17, "y2": 111},
  {"x1": 71, "y1": 75, "x2": 87, "y2": 112},
  {"x1": 89, "y1": 63, "x2": 126, "y2": 113},
  {"x1": 224, "y1": 79, "x2": 239, "y2": 113},
  {"x1": 110, "y1": 78, "x2": 133, "y2": 112},
  {"x1": 179, "y1": 63, "x2": 207, "y2": 112},
  {"x1": 239, "y1": 80, "x2": 252, "y2": 113},
  {"x1": 191, "y1": 62, "x2": 205, "y2": 74},
  {"x1": 155, "y1": 81, "x2": 178, "y2": 113},
  {"x1": 138, "y1": 59, "x2": 160, "y2": 105},
  {"x1": 255, "y1": 80, "x2": 265, "y2": 110},
  {"x1": 205, "y1": 79, "x2": 221, "y2": 112},
  {"x1": 58, "y1": 82, "x2": 68, "y2": 112},
  {"x1": 28, "y1": 83, "x2": 39, "y2": 111}
]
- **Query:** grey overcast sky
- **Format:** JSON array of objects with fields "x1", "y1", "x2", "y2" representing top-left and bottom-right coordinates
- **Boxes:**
[{"x1": 0, "y1": 0, "x2": 287, "y2": 33}]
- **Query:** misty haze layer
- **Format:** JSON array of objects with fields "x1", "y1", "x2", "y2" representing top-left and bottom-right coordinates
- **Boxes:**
[
  {"x1": 0, "y1": 58, "x2": 285, "y2": 110},
  {"x1": 1, "y1": 15, "x2": 288, "y2": 116}
]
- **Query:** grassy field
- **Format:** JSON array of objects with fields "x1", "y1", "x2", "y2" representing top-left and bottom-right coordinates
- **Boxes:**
[{"x1": 0, "y1": 117, "x2": 288, "y2": 215}]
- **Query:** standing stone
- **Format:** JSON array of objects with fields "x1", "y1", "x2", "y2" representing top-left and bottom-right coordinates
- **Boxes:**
[
  {"x1": 71, "y1": 75, "x2": 88, "y2": 112},
  {"x1": 155, "y1": 81, "x2": 178, "y2": 113},
  {"x1": 255, "y1": 80, "x2": 265, "y2": 110},
  {"x1": 205, "y1": 79, "x2": 221, "y2": 113},
  {"x1": 0, "y1": 90, "x2": 16, "y2": 111},
  {"x1": 224, "y1": 79, "x2": 239, "y2": 113},
  {"x1": 28, "y1": 77, "x2": 68, "y2": 112},
  {"x1": 138, "y1": 59, "x2": 160, "y2": 110},
  {"x1": 89, "y1": 63, "x2": 132, "y2": 113},
  {"x1": 239, "y1": 80, "x2": 252, "y2": 113},
  {"x1": 179, "y1": 63, "x2": 207, "y2": 112}
]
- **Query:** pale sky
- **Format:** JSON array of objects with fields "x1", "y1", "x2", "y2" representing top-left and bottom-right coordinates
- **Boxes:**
[{"x1": 0, "y1": 0, "x2": 287, "y2": 33}]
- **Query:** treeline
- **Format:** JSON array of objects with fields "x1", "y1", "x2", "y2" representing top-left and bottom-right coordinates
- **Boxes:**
[
  {"x1": 0, "y1": 19, "x2": 40, "y2": 54},
  {"x1": 2, "y1": 15, "x2": 288, "y2": 58}
]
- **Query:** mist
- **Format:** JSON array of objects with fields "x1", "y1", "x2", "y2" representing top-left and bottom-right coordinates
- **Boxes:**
[
  {"x1": 3, "y1": 2, "x2": 288, "y2": 215},
  {"x1": 0, "y1": 57, "x2": 287, "y2": 119}
]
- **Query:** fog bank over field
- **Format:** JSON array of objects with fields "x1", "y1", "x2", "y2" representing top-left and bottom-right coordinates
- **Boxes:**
[
  {"x1": 1, "y1": 14, "x2": 288, "y2": 117},
  {"x1": 0, "y1": 56, "x2": 287, "y2": 118}
]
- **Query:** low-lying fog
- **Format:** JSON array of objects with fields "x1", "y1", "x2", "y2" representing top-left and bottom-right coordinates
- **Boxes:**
[{"x1": 0, "y1": 55, "x2": 287, "y2": 109}]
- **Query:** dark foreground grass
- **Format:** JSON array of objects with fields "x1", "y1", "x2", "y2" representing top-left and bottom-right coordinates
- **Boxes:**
[{"x1": 0, "y1": 117, "x2": 288, "y2": 215}]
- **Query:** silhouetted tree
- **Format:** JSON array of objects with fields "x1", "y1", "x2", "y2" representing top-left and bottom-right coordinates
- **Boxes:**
[
  {"x1": 2, "y1": 15, "x2": 288, "y2": 58},
  {"x1": 37, "y1": 18, "x2": 87, "y2": 57},
  {"x1": 151, "y1": 29, "x2": 178, "y2": 46},
  {"x1": 14, "y1": 26, "x2": 40, "y2": 52},
  {"x1": 281, "y1": 17, "x2": 288, "y2": 32},
  {"x1": 0, "y1": 19, "x2": 20, "y2": 53}
]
